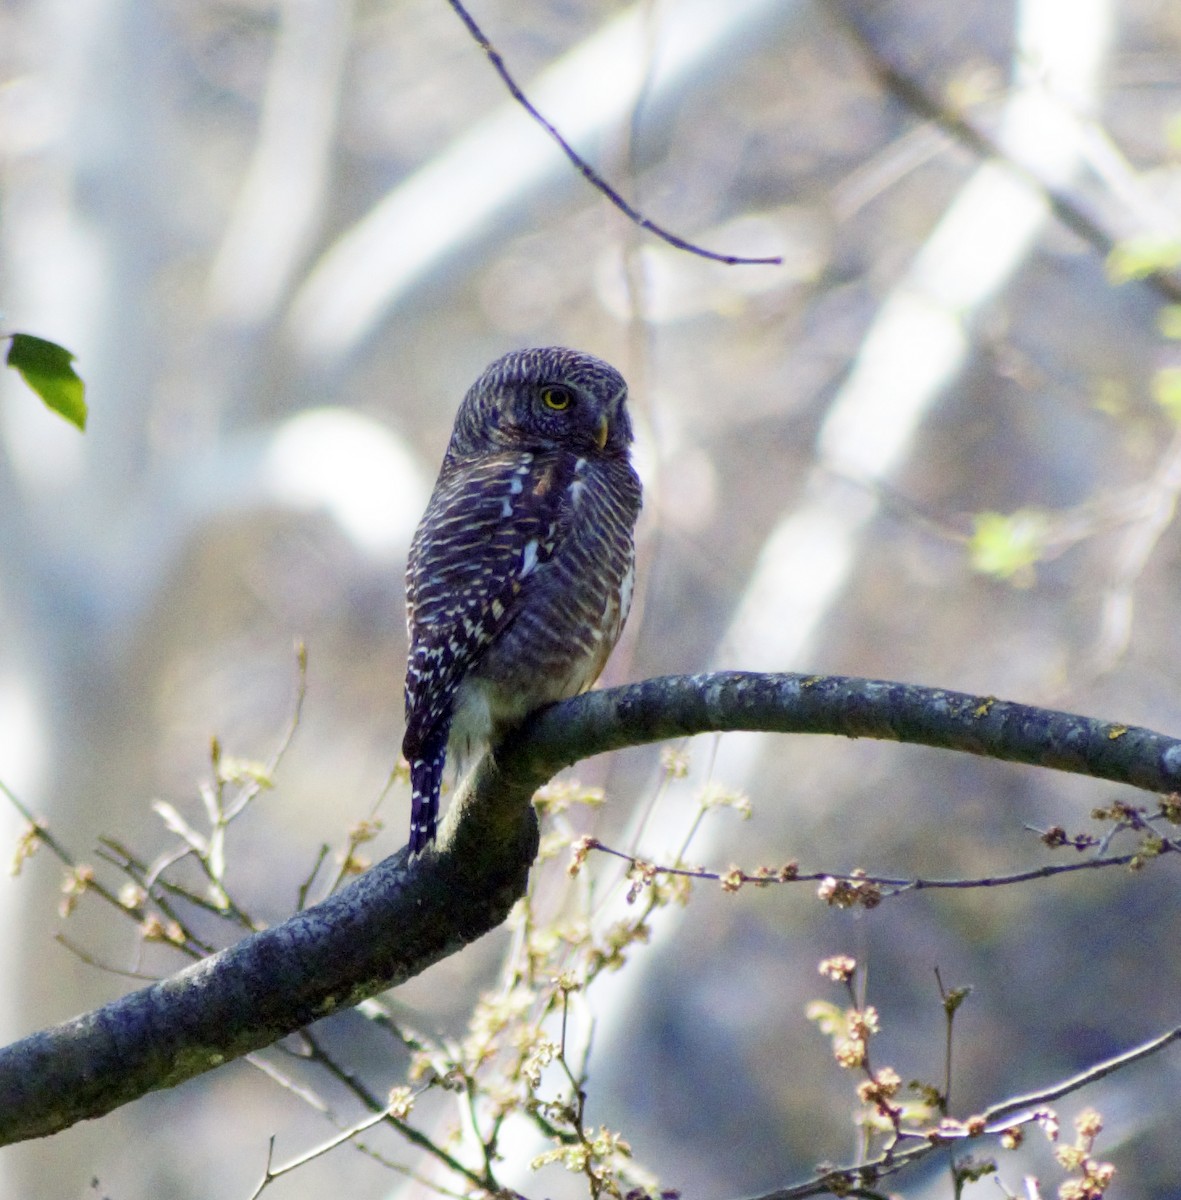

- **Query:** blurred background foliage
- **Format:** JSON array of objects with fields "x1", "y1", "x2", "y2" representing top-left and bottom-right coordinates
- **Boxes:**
[{"x1": 3, "y1": 0, "x2": 1181, "y2": 1196}]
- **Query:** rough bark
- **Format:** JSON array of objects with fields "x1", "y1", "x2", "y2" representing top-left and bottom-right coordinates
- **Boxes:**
[{"x1": 2, "y1": 671, "x2": 1178, "y2": 1146}]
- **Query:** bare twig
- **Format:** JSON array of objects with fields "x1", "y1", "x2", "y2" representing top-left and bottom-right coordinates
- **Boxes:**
[
  {"x1": 54, "y1": 935, "x2": 162, "y2": 982},
  {"x1": 245, "y1": 1052, "x2": 331, "y2": 1114},
  {"x1": 980, "y1": 1025, "x2": 1181, "y2": 1129},
  {"x1": 248, "y1": 1104, "x2": 396, "y2": 1200},
  {"x1": 296, "y1": 843, "x2": 330, "y2": 911},
  {"x1": 444, "y1": 0, "x2": 783, "y2": 267},
  {"x1": 743, "y1": 1024, "x2": 1181, "y2": 1199},
  {"x1": 301, "y1": 1031, "x2": 502, "y2": 1195}
]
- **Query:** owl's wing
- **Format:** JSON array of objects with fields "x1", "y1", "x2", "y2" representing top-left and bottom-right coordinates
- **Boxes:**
[{"x1": 402, "y1": 449, "x2": 576, "y2": 760}]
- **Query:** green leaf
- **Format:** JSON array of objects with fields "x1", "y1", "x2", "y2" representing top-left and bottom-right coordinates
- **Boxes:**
[
  {"x1": 969, "y1": 509, "x2": 1048, "y2": 585},
  {"x1": 5, "y1": 333, "x2": 87, "y2": 430},
  {"x1": 1152, "y1": 366, "x2": 1181, "y2": 422},
  {"x1": 1106, "y1": 235, "x2": 1181, "y2": 285},
  {"x1": 1158, "y1": 305, "x2": 1181, "y2": 340}
]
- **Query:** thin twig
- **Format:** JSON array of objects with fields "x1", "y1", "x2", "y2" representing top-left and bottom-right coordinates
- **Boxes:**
[
  {"x1": 587, "y1": 837, "x2": 1159, "y2": 899},
  {"x1": 744, "y1": 1024, "x2": 1181, "y2": 1199},
  {"x1": 301, "y1": 1031, "x2": 501, "y2": 1195},
  {"x1": 248, "y1": 1104, "x2": 395, "y2": 1200},
  {"x1": 245, "y1": 1052, "x2": 331, "y2": 1114},
  {"x1": 444, "y1": 0, "x2": 782, "y2": 267},
  {"x1": 95, "y1": 838, "x2": 216, "y2": 956},
  {"x1": 296, "y1": 843, "x2": 330, "y2": 912},
  {"x1": 981, "y1": 1024, "x2": 1181, "y2": 1129},
  {"x1": 54, "y1": 935, "x2": 162, "y2": 982},
  {"x1": 0, "y1": 778, "x2": 211, "y2": 961}
]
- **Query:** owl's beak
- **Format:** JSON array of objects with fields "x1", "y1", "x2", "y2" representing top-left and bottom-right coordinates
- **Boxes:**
[{"x1": 595, "y1": 413, "x2": 609, "y2": 450}]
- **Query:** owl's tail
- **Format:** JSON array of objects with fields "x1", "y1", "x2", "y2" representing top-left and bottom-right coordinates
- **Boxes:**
[{"x1": 408, "y1": 729, "x2": 449, "y2": 855}]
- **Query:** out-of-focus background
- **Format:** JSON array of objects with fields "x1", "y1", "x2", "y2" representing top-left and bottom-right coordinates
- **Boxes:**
[{"x1": 3, "y1": 0, "x2": 1181, "y2": 1196}]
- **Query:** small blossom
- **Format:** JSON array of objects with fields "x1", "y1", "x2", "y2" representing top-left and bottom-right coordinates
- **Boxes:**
[
  {"x1": 1059, "y1": 1159, "x2": 1115, "y2": 1200},
  {"x1": 848, "y1": 1006, "x2": 879, "y2": 1039},
  {"x1": 118, "y1": 882, "x2": 148, "y2": 910},
  {"x1": 10, "y1": 819, "x2": 46, "y2": 877},
  {"x1": 387, "y1": 1085, "x2": 414, "y2": 1120},
  {"x1": 719, "y1": 866, "x2": 744, "y2": 893},
  {"x1": 849, "y1": 869, "x2": 883, "y2": 909},
  {"x1": 834, "y1": 1037, "x2": 866, "y2": 1069},
  {"x1": 699, "y1": 783, "x2": 751, "y2": 818},
  {"x1": 534, "y1": 780, "x2": 605, "y2": 813},
  {"x1": 567, "y1": 835, "x2": 595, "y2": 877},
  {"x1": 857, "y1": 1067, "x2": 901, "y2": 1106},
  {"x1": 1036, "y1": 1108, "x2": 1061, "y2": 1142},
  {"x1": 1074, "y1": 1108, "x2": 1103, "y2": 1139},
  {"x1": 1056, "y1": 1146, "x2": 1086, "y2": 1171},
  {"x1": 626, "y1": 861, "x2": 656, "y2": 904},
  {"x1": 1000, "y1": 1126, "x2": 1024, "y2": 1150},
  {"x1": 338, "y1": 851, "x2": 369, "y2": 875},
  {"x1": 817, "y1": 873, "x2": 880, "y2": 908},
  {"x1": 660, "y1": 747, "x2": 690, "y2": 778},
  {"x1": 521, "y1": 1037, "x2": 557, "y2": 1088},
  {"x1": 140, "y1": 915, "x2": 186, "y2": 945},
  {"x1": 348, "y1": 818, "x2": 382, "y2": 844},
  {"x1": 59, "y1": 864, "x2": 95, "y2": 918},
  {"x1": 140, "y1": 914, "x2": 165, "y2": 941},
  {"x1": 818, "y1": 955, "x2": 856, "y2": 983}
]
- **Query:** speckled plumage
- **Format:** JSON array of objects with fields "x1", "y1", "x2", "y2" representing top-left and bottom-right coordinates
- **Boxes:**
[{"x1": 403, "y1": 347, "x2": 642, "y2": 854}]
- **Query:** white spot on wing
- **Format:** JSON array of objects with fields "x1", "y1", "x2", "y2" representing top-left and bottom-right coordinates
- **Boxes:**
[
  {"x1": 618, "y1": 560, "x2": 636, "y2": 622},
  {"x1": 520, "y1": 538, "x2": 540, "y2": 578},
  {"x1": 569, "y1": 462, "x2": 588, "y2": 507}
]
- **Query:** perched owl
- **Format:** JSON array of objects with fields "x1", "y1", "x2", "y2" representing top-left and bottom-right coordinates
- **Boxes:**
[{"x1": 402, "y1": 347, "x2": 642, "y2": 855}]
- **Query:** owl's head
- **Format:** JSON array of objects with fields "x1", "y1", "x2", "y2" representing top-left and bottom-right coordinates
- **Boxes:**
[{"x1": 448, "y1": 347, "x2": 633, "y2": 460}]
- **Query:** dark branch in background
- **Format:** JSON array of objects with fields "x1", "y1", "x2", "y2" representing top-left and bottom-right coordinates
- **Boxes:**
[
  {"x1": 444, "y1": 0, "x2": 783, "y2": 267},
  {"x1": 832, "y1": 3, "x2": 1181, "y2": 305},
  {"x1": 2, "y1": 672, "x2": 1181, "y2": 1147}
]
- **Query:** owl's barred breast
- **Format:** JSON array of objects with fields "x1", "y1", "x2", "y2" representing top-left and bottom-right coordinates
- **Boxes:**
[{"x1": 449, "y1": 454, "x2": 641, "y2": 754}]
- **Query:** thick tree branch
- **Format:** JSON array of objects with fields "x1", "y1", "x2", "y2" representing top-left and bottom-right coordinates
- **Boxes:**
[{"x1": 2, "y1": 672, "x2": 1179, "y2": 1147}]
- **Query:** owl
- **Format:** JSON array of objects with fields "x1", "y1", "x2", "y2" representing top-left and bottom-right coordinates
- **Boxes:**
[{"x1": 402, "y1": 347, "x2": 642, "y2": 855}]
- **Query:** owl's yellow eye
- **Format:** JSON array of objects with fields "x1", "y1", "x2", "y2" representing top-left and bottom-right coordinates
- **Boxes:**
[{"x1": 541, "y1": 385, "x2": 573, "y2": 411}]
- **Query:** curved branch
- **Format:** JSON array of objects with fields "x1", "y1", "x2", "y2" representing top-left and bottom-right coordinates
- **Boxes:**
[
  {"x1": 444, "y1": 0, "x2": 783, "y2": 267},
  {"x1": 2, "y1": 672, "x2": 1179, "y2": 1146}
]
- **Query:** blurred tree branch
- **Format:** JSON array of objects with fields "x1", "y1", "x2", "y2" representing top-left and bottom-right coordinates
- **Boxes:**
[
  {"x1": 833, "y1": 0, "x2": 1181, "y2": 305},
  {"x1": 2, "y1": 671, "x2": 1180, "y2": 1147}
]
